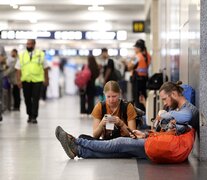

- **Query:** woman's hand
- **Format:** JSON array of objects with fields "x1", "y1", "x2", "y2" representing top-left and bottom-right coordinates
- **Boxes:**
[
  {"x1": 99, "y1": 116, "x2": 108, "y2": 127},
  {"x1": 113, "y1": 116, "x2": 124, "y2": 127}
]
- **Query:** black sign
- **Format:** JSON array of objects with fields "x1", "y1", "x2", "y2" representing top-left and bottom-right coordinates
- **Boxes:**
[{"x1": 132, "y1": 21, "x2": 145, "y2": 33}]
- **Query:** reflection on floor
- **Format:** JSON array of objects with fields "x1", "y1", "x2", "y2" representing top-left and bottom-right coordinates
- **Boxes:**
[{"x1": 0, "y1": 95, "x2": 206, "y2": 180}]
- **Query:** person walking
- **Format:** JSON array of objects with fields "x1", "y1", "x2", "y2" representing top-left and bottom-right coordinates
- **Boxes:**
[
  {"x1": 80, "y1": 55, "x2": 99, "y2": 116},
  {"x1": 0, "y1": 45, "x2": 7, "y2": 121},
  {"x1": 15, "y1": 39, "x2": 49, "y2": 124},
  {"x1": 96, "y1": 48, "x2": 117, "y2": 101},
  {"x1": 4, "y1": 49, "x2": 21, "y2": 111},
  {"x1": 127, "y1": 39, "x2": 151, "y2": 111},
  {"x1": 101, "y1": 48, "x2": 117, "y2": 85}
]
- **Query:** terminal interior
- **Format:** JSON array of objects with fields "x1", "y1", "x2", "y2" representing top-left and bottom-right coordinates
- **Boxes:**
[{"x1": 0, "y1": 0, "x2": 207, "y2": 180}]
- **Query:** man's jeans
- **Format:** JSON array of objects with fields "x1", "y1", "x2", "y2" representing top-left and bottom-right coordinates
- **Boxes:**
[{"x1": 76, "y1": 137, "x2": 147, "y2": 159}]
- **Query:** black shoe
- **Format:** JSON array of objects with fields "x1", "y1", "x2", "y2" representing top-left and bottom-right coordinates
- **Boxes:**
[
  {"x1": 0, "y1": 115, "x2": 2, "y2": 122},
  {"x1": 27, "y1": 117, "x2": 32, "y2": 123},
  {"x1": 31, "y1": 119, "x2": 38, "y2": 124}
]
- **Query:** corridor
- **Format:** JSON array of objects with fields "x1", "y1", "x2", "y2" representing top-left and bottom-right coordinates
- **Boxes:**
[{"x1": 0, "y1": 95, "x2": 206, "y2": 180}]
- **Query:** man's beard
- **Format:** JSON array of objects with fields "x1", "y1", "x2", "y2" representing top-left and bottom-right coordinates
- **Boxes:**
[
  {"x1": 26, "y1": 47, "x2": 34, "y2": 52},
  {"x1": 170, "y1": 97, "x2": 179, "y2": 110}
]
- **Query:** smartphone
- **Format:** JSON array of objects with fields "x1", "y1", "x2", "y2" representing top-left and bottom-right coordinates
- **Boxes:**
[
  {"x1": 127, "y1": 128, "x2": 137, "y2": 139},
  {"x1": 104, "y1": 114, "x2": 114, "y2": 122},
  {"x1": 104, "y1": 114, "x2": 114, "y2": 130}
]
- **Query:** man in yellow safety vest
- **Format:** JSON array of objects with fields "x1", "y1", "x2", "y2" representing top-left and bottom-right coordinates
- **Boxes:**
[{"x1": 15, "y1": 39, "x2": 49, "y2": 124}]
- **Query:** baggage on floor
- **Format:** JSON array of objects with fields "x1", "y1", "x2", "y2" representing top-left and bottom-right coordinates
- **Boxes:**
[
  {"x1": 146, "y1": 90, "x2": 161, "y2": 126},
  {"x1": 146, "y1": 73, "x2": 168, "y2": 90},
  {"x1": 181, "y1": 84, "x2": 195, "y2": 105},
  {"x1": 145, "y1": 128, "x2": 195, "y2": 163}
]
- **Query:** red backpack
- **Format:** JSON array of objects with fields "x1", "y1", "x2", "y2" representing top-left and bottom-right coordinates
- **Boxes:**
[
  {"x1": 145, "y1": 128, "x2": 195, "y2": 163},
  {"x1": 75, "y1": 65, "x2": 92, "y2": 89}
]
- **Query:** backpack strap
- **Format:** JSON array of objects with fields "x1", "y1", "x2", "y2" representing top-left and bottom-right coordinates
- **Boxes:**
[
  {"x1": 120, "y1": 100, "x2": 129, "y2": 124},
  {"x1": 101, "y1": 101, "x2": 107, "y2": 118}
]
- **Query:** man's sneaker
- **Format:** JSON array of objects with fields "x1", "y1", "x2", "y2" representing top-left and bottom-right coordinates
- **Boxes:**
[{"x1": 55, "y1": 126, "x2": 78, "y2": 159}]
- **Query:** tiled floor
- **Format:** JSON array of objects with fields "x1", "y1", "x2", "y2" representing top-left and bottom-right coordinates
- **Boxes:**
[{"x1": 0, "y1": 95, "x2": 206, "y2": 180}]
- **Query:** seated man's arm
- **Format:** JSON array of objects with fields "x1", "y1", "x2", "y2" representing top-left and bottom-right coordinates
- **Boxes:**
[{"x1": 160, "y1": 108, "x2": 192, "y2": 124}]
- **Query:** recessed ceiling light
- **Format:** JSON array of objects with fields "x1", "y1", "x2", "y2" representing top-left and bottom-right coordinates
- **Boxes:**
[
  {"x1": 19, "y1": 6, "x2": 36, "y2": 11},
  {"x1": 12, "y1": 5, "x2": 18, "y2": 9},
  {"x1": 10, "y1": 3, "x2": 18, "y2": 9},
  {"x1": 30, "y1": 18, "x2": 37, "y2": 23},
  {"x1": 88, "y1": 5, "x2": 104, "y2": 11}
]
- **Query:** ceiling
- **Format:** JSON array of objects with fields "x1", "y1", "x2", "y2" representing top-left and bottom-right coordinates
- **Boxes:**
[{"x1": 0, "y1": 0, "x2": 149, "y2": 49}]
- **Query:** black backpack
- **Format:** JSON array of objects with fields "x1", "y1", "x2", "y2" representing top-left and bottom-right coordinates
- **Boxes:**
[
  {"x1": 147, "y1": 73, "x2": 168, "y2": 90},
  {"x1": 101, "y1": 100, "x2": 145, "y2": 139}
]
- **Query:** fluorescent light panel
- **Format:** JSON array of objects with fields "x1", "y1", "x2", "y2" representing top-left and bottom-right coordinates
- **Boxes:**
[
  {"x1": 12, "y1": 4, "x2": 18, "y2": 9},
  {"x1": 19, "y1": 6, "x2": 36, "y2": 11},
  {"x1": 88, "y1": 5, "x2": 104, "y2": 11}
]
